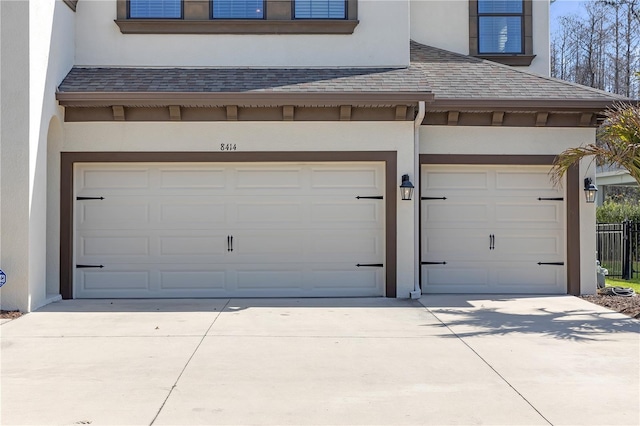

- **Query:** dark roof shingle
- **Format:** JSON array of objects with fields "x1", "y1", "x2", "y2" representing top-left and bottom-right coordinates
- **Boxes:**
[{"x1": 57, "y1": 41, "x2": 627, "y2": 107}]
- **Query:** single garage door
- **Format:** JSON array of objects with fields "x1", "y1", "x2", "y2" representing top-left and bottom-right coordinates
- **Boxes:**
[
  {"x1": 421, "y1": 165, "x2": 566, "y2": 294},
  {"x1": 75, "y1": 162, "x2": 385, "y2": 298}
]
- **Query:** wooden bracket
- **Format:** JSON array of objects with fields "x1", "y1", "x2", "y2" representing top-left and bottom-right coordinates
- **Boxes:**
[
  {"x1": 112, "y1": 106, "x2": 125, "y2": 121},
  {"x1": 340, "y1": 105, "x2": 352, "y2": 121},
  {"x1": 492, "y1": 111, "x2": 505, "y2": 126},
  {"x1": 580, "y1": 113, "x2": 593, "y2": 127},
  {"x1": 226, "y1": 105, "x2": 238, "y2": 121},
  {"x1": 395, "y1": 105, "x2": 408, "y2": 121},
  {"x1": 536, "y1": 112, "x2": 549, "y2": 127},
  {"x1": 283, "y1": 105, "x2": 295, "y2": 121},
  {"x1": 169, "y1": 105, "x2": 181, "y2": 121}
]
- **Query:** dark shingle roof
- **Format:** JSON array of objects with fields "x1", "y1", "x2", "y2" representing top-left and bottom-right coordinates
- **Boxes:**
[
  {"x1": 409, "y1": 41, "x2": 626, "y2": 101},
  {"x1": 57, "y1": 41, "x2": 627, "y2": 107},
  {"x1": 58, "y1": 66, "x2": 431, "y2": 94}
]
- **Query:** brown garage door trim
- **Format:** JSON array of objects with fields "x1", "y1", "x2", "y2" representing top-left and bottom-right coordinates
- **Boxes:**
[
  {"x1": 60, "y1": 151, "x2": 397, "y2": 299},
  {"x1": 419, "y1": 154, "x2": 580, "y2": 295}
]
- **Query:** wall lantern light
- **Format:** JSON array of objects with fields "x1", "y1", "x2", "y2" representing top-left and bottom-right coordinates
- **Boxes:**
[
  {"x1": 400, "y1": 174, "x2": 414, "y2": 201},
  {"x1": 584, "y1": 177, "x2": 598, "y2": 203}
]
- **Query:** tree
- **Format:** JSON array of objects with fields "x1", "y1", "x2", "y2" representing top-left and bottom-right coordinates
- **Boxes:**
[
  {"x1": 551, "y1": 0, "x2": 640, "y2": 98},
  {"x1": 550, "y1": 103, "x2": 640, "y2": 186}
]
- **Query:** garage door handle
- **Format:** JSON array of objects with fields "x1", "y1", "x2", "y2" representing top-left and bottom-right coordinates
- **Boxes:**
[
  {"x1": 230, "y1": 235, "x2": 233, "y2": 252},
  {"x1": 227, "y1": 235, "x2": 234, "y2": 252},
  {"x1": 489, "y1": 234, "x2": 495, "y2": 250},
  {"x1": 356, "y1": 264, "x2": 383, "y2": 267}
]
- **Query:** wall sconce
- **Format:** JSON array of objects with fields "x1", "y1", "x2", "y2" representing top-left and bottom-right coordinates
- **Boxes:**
[
  {"x1": 400, "y1": 174, "x2": 414, "y2": 201},
  {"x1": 584, "y1": 177, "x2": 598, "y2": 203}
]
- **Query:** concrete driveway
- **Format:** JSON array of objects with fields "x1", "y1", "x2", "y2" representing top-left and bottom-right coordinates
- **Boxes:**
[{"x1": 1, "y1": 296, "x2": 638, "y2": 425}]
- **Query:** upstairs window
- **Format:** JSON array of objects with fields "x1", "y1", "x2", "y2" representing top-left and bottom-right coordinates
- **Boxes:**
[
  {"x1": 117, "y1": 0, "x2": 358, "y2": 34},
  {"x1": 477, "y1": 0, "x2": 523, "y2": 54},
  {"x1": 469, "y1": 0, "x2": 534, "y2": 66},
  {"x1": 213, "y1": 0, "x2": 264, "y2": 19},
  {"x1": 129, "y1": 0, "x2": 182, "y2": 18},
  {"x1": 294, "y1": 0, "x2": 346, "y2": 19}
]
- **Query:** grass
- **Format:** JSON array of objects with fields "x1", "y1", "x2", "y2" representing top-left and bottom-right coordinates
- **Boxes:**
[{"x1": 605, "y1": 277, "x2": 640, "y2": 293}]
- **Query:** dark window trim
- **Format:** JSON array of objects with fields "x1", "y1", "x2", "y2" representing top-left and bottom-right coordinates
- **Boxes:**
[
  {"x1": 116, "y1": 0, "x2": 358, "y2": 34},
  {"x1": 60, "y1": 151, "x2": 397, "y2": 299},
  {"x1": 419, "y1": 154, "x2": 580, "y2": 296},
  {"x1": 469, "y1": 0, "x2": 535, "y2": 66}
]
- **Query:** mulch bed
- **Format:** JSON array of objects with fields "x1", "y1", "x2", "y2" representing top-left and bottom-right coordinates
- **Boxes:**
[
  {"x1": 581, "y1": 294, "x2": 640, "y2": 319},
  {"x1": 0, "y1": 310, "x2": 23, "y2": 320}
]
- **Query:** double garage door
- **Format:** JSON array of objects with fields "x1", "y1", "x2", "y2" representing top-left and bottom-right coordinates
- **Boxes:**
[
  {"x1": 421, "y1": 165, "x2": 566, "y2": 294},
  {"x1": 75, "y1": 162, "x2": 385, "y2": 298}
]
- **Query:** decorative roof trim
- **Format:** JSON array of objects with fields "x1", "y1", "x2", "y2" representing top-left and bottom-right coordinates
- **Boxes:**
[
  {"x1": 56, "y1": 91, "x2": 435, "y2": 108},
  {"x1": 429, "y1": 99, "x2": 619, "y2": 113}
]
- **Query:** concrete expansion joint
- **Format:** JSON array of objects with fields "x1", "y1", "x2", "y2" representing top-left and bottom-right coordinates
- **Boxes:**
[
  {"x1": 421, "y1": 304, "x2": 554, "y2": 426},
  {"x1": 149, "y1": 299, "x2": 230, "y2": 425}
]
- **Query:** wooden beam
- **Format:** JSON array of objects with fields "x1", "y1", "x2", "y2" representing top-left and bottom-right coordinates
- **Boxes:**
[
  {"x1": 492, "y1": 111, "x2": 505, "y2": 126},
  {"x1": 169, "y1": 105, "x2": 181, "y2": 121},
  {"x1": 536, "y1": 112, "x2": 549, "y2": 126},
  {"x1": 226, "y1": 105, "x2": 238, "y2": 121},
  {"x1": 283, "y1": 105, "x2": 295, "y2": 121},
  {"x1": 112, "y1": 105, "x2": 125, "y2": 121},
  {"x1": 340, "y1": 105, "x2": 352, "y2": 121},
  {"x1": 447, "y1": 111, "x2": 459, "y2": 125},
  {"x1": 580, "y1": 113, "x2": 593, "y2": 126},
  {"x1": 395, "y1": 105, "x2": 408, "y2": 121}
]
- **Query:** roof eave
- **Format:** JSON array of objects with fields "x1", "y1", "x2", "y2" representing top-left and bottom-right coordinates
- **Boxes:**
[
  {"x1": 56, "y1": 91, "x2": 435, "y2": 107},
  {"x1": 429, "y1": 98, "x2": 627, "y2": 113}
]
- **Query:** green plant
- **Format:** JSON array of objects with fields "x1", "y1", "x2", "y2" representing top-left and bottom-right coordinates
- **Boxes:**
[
  {"x1": 550, "y1": 103, "x2": 640, "y2": 186},
  {"x1": 596, "y1": 201, "x2": 640, "y2": 222}
]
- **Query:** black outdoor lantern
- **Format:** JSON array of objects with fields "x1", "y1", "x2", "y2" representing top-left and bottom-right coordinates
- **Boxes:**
[
  {"x1": 400, "y1": 174, "x2": 414, "y2": 201},
  {"x1": 584, "y1": 177, "x2": 598, "y2": 203}
]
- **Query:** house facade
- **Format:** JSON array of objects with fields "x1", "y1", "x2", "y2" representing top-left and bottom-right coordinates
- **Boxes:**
[{"x1": 0, "y1": 0, "x2": 627, "y2": 311}]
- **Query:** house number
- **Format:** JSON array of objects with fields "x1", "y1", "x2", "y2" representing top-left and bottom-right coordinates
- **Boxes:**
[{"x1": 220, "y1": 144, "x2": 237, "y2": 151}]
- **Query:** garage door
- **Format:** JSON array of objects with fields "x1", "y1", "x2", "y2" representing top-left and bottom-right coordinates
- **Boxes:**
[
  {"x1": 421, "y1": 165, "x2": 566, "y2": 294},
  {"x1": 74, "y1": 162, "x2": 385, "y2": 298}
]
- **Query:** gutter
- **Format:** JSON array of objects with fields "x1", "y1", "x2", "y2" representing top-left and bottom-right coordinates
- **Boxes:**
[
  {"x1": 410, "y1": 101, "x2": 426, "y2": 299},
  {"x1": 55, "y1": 91, "x2": 436, "y2": 108}
]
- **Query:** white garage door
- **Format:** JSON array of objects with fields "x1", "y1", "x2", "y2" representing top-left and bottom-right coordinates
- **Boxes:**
[
  {"x1": 75, "y1": 162, "x2": 385, "y2": 298},
  {"x1": 421, "y1": 165, "x2": 566, "y2": 294}
]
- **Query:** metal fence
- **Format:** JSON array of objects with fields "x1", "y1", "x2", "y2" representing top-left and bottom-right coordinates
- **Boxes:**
[{"x1": 596, "y1": 221, "x2": 639, "y2": 280}]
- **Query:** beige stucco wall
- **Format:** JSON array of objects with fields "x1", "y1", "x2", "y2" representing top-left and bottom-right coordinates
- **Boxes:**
[
  {"x1": 0, "y1": 0, "x2": 75, "y2": 312},
  {"x1": 420, "y1": 125, "x2": 598, "y2": 294},
  {"x1": 410, "y1": 0, "x2": 551, "y2": 76},
  {"x1": 75, "y1": 0, "x2": 410, "y2": 67},
  {"x1": 0, "y1": 0, "x2": 31, "y2": 311}
]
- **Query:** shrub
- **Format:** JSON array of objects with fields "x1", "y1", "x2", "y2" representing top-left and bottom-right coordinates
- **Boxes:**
[{"x1": 596, "y1": 201, "x2": 640, "y2": 223}]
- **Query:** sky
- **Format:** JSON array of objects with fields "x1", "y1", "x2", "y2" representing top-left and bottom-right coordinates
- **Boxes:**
[{"x1": 550, "y1": 0, "x2": 588, "y2": 33}]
